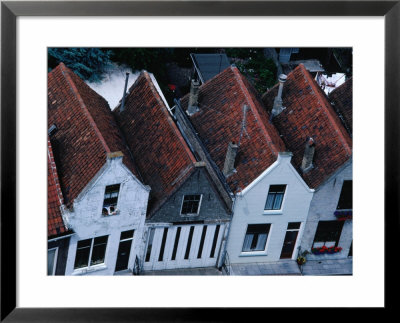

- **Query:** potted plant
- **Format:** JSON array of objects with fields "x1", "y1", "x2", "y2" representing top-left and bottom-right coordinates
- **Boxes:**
[{"x1": 296, "y1": 249, "x2": 309, "y2": 265}]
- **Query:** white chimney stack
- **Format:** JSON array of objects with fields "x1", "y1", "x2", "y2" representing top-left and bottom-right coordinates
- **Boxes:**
[
  {"x1": 301, "y1": 137, "x2": 315, "y2": 173},
  {"x1": 187, "y1": 79, "x2": 200, "y2": 115},
  {"x1": 271, "y1": 74, "x2": 287, "y2": 118},
  {"x1": 223, "y1": 141, "x2": 239, "y2": 177}
]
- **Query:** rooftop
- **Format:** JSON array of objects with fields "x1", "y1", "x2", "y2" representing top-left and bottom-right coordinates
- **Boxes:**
[
  {"x1": 114, "y1": 71, "x2": 197, "y2": 216},
  {"x1": 262, "y1": 64, "x2": 352, "y2": 188},
  {"x1": 181, "y1": 65, "x2": 286, "y2": 193},
  {"x1": 48, "y1": 63, "x2": 139, "y2": 207}
]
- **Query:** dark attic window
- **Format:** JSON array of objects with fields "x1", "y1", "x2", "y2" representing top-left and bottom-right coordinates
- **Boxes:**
[
  {"x1": 337, "y1": 180, "x2": 352, "y2": 210},
  {"x1": 181, "y1": 194, "x2": 202, "y2": 215},
  {"x1": 102, "y1": 184, "x2": 120, "y2": 216}
]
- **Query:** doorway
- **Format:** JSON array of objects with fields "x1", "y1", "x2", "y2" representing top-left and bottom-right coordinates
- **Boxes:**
[
  {"x1": 280, "y1": 222, "x2": 301, "y2": 259},
  {"x1": 115, "y1": 230, "x2": 134, "y2": 272}
]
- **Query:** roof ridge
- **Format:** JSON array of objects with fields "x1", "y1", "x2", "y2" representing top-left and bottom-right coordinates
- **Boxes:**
[
  {"x1": 143, "y1": 71, "x2": 197, "y2": 164},
  {"x1": 231, "y1": 66, "x2": 281, "y2": 156},
  {"x1": 330, "y1": 76, "x2": 352, "y2": 96},
  {"x1": 59, "y1": 63, "x2": 111, "y2": 154},
  {"x1": 298, "y1": 64, "x2": 352, "y2": 155}
]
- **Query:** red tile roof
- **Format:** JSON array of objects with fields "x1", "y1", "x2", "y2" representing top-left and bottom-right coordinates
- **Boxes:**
[
  {"x1": 48, "y1": 63, "x2": 139, "y2": 207},
  {"x1": 48, "y1": 138, "x2": 67, "y2": 238},
  {"x1": 181, "y1": 66, "x2": 286, "y2": 193},
  {"x1": 329, "y1": 77, "x2": 353, "y2": 135},
  {"x1": 114, "y1": 72, "x2": 197, "y2": 215},
  {"x1": 262, "y1": 64, "x2": 352, "y2": 188}
]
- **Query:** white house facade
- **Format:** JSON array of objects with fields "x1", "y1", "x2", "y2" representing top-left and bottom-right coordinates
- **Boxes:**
[
  {"x1": 300, "y1": 160, "x2": 353, "y2": 260},
  {"x1": 64, "y1": 155, "x2": 150, "y2": 275},
  {"x1": 225, "y1": 153, "x2": 314, "y2": 264}
]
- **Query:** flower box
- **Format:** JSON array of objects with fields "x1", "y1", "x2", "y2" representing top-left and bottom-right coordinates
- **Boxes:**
[
  {"x1": 334, "y1": 210, "x2": 352, "y2": 221},
  {"x1": 311, "y1": 246, "x2": 342, "y2": 255}
]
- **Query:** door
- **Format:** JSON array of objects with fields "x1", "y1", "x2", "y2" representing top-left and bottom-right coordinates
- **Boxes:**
[
  {"x1": 115, "y1": 230, "x2": 134, "y2": 272},
  {"x1": 280, "y1": 222, "x2": 301, "y2": 259}
]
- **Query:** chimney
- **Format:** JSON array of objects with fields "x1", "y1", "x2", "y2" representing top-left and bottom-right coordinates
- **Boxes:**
[
  {"x1": 270, "y1": 74, "x2": 287, "y2": 119},
  {"x1": 223, "y1": 141, "x2": 239, "y2": 177},
  {"x1": 301, "y1": 137, "x2": 315, "y2": 173},
  {"x1": 120, "y1": 72, "x2": 130, "y2": 112},
  {"x1": 187, "y1": 79, "x2": 200, "y2": 115}
]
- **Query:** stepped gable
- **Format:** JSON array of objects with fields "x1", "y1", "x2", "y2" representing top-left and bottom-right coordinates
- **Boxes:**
[
  {"x1": 181, "y1": 66, "x2": 286, "y2": 193},
  {"x1": 48, "y1": 63, "x2": 139, "y2": 207},
  {"x1": 262, "y1": 64, "x2": 352, "y2": 188}
]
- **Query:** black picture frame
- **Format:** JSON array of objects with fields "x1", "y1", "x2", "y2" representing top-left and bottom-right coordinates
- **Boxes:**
[{"x1": 1, "y1": 1, "x2": 398, "y2": 321}]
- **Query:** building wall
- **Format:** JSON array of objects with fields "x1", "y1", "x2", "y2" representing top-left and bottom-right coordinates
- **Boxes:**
[
  {"x1": 142, "y1": 166, "x2": 231, "y2": 270},
  {"x1": 48, "y1": 236, "x2": 71, "y2": 275},
  {"x1": 64, "y1": 157, "x2": 149, "y2": 275},
  {"x1": 226, "y1": 153, "x2": 314, "y2": 264},
  {"x1": 300, "y1": 161, "x2": 353, "y2": 260}
]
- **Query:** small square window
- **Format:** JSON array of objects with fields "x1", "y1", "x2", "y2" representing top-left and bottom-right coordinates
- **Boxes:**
[
  {"x1": 181, "y1": 195, "x2": 202, "y2": 215},
  {"x1": 264, "y1": 185, "x2": 286, "y2": 210},
  {"x1": 102, "y1": 184, "x2": 120, "y2": 215},
  {"x1": 242, "y1": 224, "x2": 271, "y2": 252}
]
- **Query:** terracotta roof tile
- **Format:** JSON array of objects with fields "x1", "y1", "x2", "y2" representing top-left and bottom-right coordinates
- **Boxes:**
[
  {"x1": 48, "y1": 138, "x2": 67, "y2": 238},
  {"x1": 181, "y1": 66, "x2": 286, "y2": 193},
  {"x1": 114, "y1": 72, "x2": 197, "y2": 215},
  {"x1": 329, "y1": 77, "x2": 352, "y2": 135},
  {"x1": 48, "y1": 63, "x2": 139, "y2": 208},
  {"x1": 262, "y1": 64, "x2": 352, "y2": 188}
]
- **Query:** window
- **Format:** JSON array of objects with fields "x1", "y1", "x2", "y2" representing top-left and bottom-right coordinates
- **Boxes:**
[
  {"x1": 337, "y1": 180, "x2": 352, "y2": 210},
  {"x1": 265, "y1": 185, "x2": 286, "y2": 210},
  {"x1": 102, "y1": 184, "x2": 120, "y2": 215},
  {"x1": 242, "y1": 224, "x2": 271, "y2": 252},
  {"x1": 74, "y1": 235, "x2": 108, "y2": 269},
  {"x1": 313, "y1": 221, "x2": 344, "y2": 248},
  {"x1": 47, "y1": 248, "x2": 58, "y2": 275},
  {"x1": 181, "y1": 194, "x2": 202, "y2": 215}
]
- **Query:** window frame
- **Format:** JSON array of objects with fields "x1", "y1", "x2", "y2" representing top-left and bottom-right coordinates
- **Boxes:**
[
  {"x1": 312, "y1": 221, "x2": 344, "y2": 248},
  {"x1": 180, "y1": 194, "x2": 203, "y2": 216},
  {"x1": 336, "y1": 180, "x2": 352, "y2": 210},
  {"x1": 241, "y1": 223, "x2": 271, "y2": 255},
  {"x1": 47, "y1": 247, "x2": 58, "y2": 275},
  {"x1": 74, "y1": 235, "x2": 109, "y2": 271},
  {"x1": 102, "y1": 184, "x2": 121, "y2": 216},
  {"x1": 264, "y1": 184, "x2": 286, "y2": 212}
]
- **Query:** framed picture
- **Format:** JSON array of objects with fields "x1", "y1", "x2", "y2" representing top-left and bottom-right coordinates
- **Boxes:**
[{"x1": 1, "y1": 0, "x2": 397, "y2": 320}]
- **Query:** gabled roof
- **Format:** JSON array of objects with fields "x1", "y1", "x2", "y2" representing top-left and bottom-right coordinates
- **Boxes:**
[
  {"x1": 181, "y1": 66, "x2": 286, "y2": 193},
  {"x1": 329, "y1": 77, "x2": 353, "y2": 135},
  {"x1": 114, "y1": 71, "x2": 197, "y2": 215},
  {"x1": 191, "y1": 53, "x2": 231, "y2": 83},
  {"x1": 262, "y1": 64, "x2": 352, "y2": 188},
  {"x1": 48, "y1": 63, "x2": 139, "y2": 207},
  {"x1": 48, "y1": 138, "x2": 68, "y2": 238}
]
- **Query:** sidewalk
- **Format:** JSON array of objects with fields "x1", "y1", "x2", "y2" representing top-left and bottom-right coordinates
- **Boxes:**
[
  {"x1": 229, "y1": 260, "x2": 301, "y2": 276},
  {"x1": 142, "y1": 267, "x2": 223, "y2": 276},
  {"x1": 301, "y1": 258, "x2": 353, "y2": 275}
]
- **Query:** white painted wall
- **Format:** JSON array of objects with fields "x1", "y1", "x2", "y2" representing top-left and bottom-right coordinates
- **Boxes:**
[
  {"x1": 300, "y1": 161, "x2": 353, "y2": 260},
  {"x1": 225, "y1": 153, "x2": 314, "y2": 264},
  {"x1": 64, "y1": 156, "x2": 150, "y2": 275}
]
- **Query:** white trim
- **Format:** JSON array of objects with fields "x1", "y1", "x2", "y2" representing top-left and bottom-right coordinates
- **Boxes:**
[
  {"x1": 47, "y1": 247, "x2": 58, "y2": 275},
  {"x1": 180, "y1": 194, "x2": 203, "y2": 216},
  {"x1": 47, "y1": 233, "x2": 74, "y2": 242}
]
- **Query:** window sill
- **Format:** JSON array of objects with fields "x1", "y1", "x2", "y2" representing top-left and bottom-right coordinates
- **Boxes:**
[
  {"x1": 239, "y1": 251, "x2": 268, "y2": 257},
  {"x1": 263, "y1": 210, "x2": 283, "y2": 215},
  {"x1": 72, "y1": 264, "x2": 107, "y2": 275}
]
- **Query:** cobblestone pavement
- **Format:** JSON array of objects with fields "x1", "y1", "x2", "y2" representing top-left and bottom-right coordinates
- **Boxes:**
[
  {"x1": 229, "y1": 260, "x2": 301, "y2": 275},
  {"x1": 114, "y1": 258, "x2": 352, "y2": 276},
  {"x1": 142, "y1": 267, "x2": 223, "y2": 275},
  {"x1": 301, "y1": 258, "x2": 353, "y2": 275}
]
